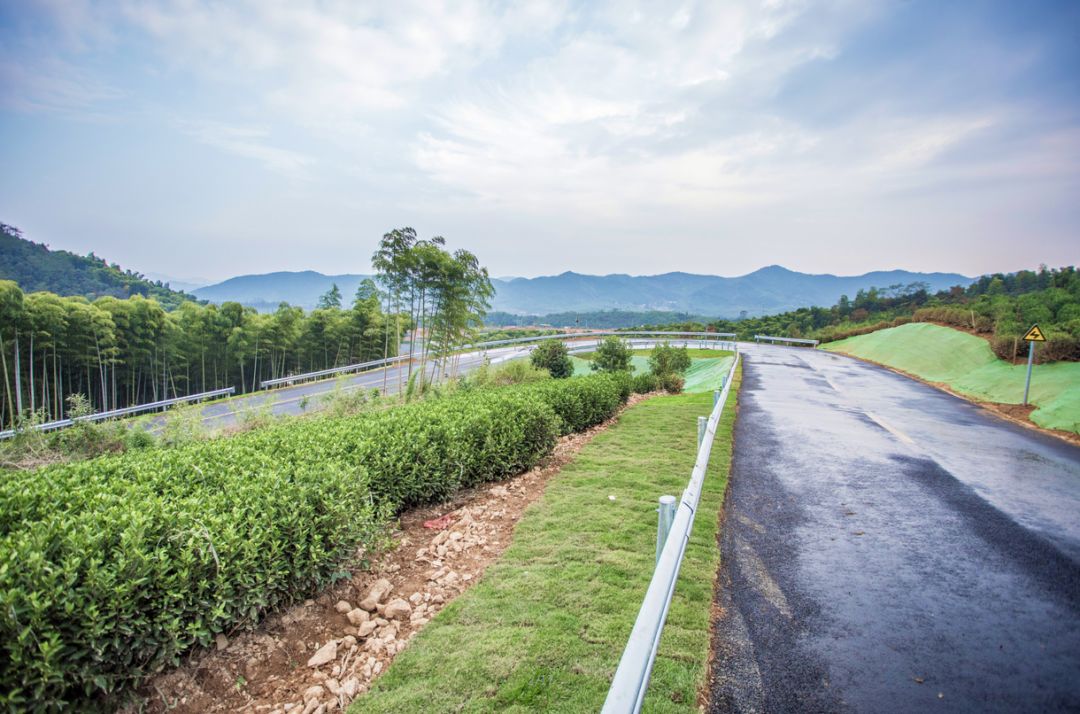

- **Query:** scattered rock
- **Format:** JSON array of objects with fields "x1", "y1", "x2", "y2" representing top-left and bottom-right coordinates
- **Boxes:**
[
  {"x1": 334, "y1": 600, "x2": 353, "y2": 614},
  {"x1": 357, "y1": 620, "x2": 378, "y2": 638},
  {"x1": 342, "y1": 635, "x2": 357, "y2": 648},
  {"x1": 307, "y1": 640, "x2": 338, "y2": 668},
  {"x1": 346, "y1": 608, "x2": 370, "y2": 626},
  {"x1": 408, "y1": 592, "x2": 423, "y2": 605},
  {"x1": 359, "y1": 578, "x2": 393, "y2": 611},
  {"x1": 383, "y1": 598, "x2": 412, "y2": 620},
  {"x1": 215, "y1": 633, "x2": 229, "y2": 651},
  {"x1": 341, "y1": 677, "x2": 360, "y2": 698},
  {"x1": 324, "y1": 678, "x2": 342, "y2": 695},
  {"x1": 303, "y1": 684, "x2": 326, "y2": 702}
]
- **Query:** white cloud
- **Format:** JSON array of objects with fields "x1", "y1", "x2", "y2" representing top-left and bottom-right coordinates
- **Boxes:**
[{"x1": 179, "y1": 120, "x2": 314, "y2": 178}]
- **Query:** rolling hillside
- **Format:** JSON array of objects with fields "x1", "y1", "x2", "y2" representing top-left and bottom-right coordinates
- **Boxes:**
[{"x1": 0, "y1": 223, "x2": 198, "y2": 309}]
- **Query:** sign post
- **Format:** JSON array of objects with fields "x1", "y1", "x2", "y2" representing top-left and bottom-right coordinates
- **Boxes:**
[{"x1": 1022, "y1": 324, "x2": 1046, "y2": 405}]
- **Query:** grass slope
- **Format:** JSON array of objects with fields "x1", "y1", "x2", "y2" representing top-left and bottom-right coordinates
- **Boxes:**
[
  {"x1": 570, "y1": 350, "x2": 734, "y2": 394},
  {"x1": 351, "y1": 376, "x2": 740, "y2": 713},
  {"x1": 823, "y1": 322, "x2": 1080, "y2": 433}
]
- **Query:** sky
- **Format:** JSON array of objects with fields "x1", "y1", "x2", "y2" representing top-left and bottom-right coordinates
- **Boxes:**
[{"x1": 1, "y1": 0, "x2": 1078, "y2": 285}]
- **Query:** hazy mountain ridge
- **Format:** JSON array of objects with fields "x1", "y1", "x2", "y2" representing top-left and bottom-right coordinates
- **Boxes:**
[{"x1": 194, "y1": 265, "x2": 972, "y2": 316}]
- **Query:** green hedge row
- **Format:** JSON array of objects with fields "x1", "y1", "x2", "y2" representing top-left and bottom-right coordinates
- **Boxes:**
[{"x1": 0, "y1": 373, "x2": 630, "y2": 710}]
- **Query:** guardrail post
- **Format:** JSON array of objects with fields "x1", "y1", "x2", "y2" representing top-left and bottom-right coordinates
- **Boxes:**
[
  {"x1": 713, "y1": 389, "x2": 720, "y2": 408},
  {"x1": 656, "y1": 495, "x2": 676, "y2": 564},
  {"x1": 697, "y1": 416, "x2": 707, "y2": 448}
]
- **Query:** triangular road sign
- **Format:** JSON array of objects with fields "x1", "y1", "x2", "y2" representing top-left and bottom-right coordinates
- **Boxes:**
[{"x1": 1023, "y1": 324, "x2": 1046, "y2": 342}]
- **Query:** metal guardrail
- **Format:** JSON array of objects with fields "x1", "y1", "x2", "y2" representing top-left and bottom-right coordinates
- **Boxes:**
[
  {"x1": 754, "y1": 334, "x2": 819, "y2": 346},
  {"x1": 0, "y1": 387, "x2": 236, "y2": 440},
  {"x1": 261, "y1": 331, "x2": 740, "y2": 389},
  {"x1": 460, "y1": 330, "x2": 736, "y2": 352},
  {"x1": 260, "y1": 355, "x2": 411, "y2": 388},
  {"x1": 602, "y1": 349, "x2": 741, "y2": 713}
]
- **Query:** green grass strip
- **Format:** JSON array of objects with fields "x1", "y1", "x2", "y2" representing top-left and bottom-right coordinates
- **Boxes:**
[
  {"x1": 823, "y1": 323, "x2": 1080, "y2": 433},
  {"x1": 351, "y1": 370, "x2": 740, "y2": 713}
]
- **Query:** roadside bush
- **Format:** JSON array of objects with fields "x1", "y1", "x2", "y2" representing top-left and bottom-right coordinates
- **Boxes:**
[
  {"x1": 530, "y1": 339, "x2": 574, "y2": 379},
  {"x1": 659, "y1": 373, "x2": 685, "y2": 394},
  {"x1": 648, "y1": 342, "x2": 691, "y2": 377},
  {"x1": 631, "y1": 373, "x2": 659, "y2": 394},
  {"x1": 514, "y1": 372, "x2": 630, "y2": 435},
  {"x1": 0, "y1": 374, "x2": 627, "y2": 708},
  {"x1": 591, "y1": 336, "x2": 632, "y2": 373}
]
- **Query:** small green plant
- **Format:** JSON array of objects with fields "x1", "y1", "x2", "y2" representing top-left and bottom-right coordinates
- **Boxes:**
[
  {"x1": 648, "y1": 342, "x2": 691, "y2": 378},
  {"x1": 591, "y1": 336, "x2": 632, "y2": 373},
  {"x1": 236, "y1": 401, "x2": 277, "y2": 432},
  {"x1": 530, "y1": 340, "x2": 574, "y2": 379},
  {"x1": 159, "y1": 402, "x2": 207, "y2": 447},
  {"x1": 631, "y1": 373, "x2": 659, "y2": 394}
]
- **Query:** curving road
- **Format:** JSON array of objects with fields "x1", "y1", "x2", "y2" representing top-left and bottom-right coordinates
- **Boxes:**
[{"x1": 710, "y1": 344, "x2": 1080, "y2": 713}]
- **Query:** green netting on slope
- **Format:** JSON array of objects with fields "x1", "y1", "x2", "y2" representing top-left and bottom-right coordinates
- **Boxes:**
[
  {"x1": 683, "y1": 356, "x2": 735, "y2": 393},
  {"x1": 569, "y1": 355, "x2": 733, "y2": 394},
  {"x1": 823, "y1": 323, "x2": 1080, "y2": 433}
]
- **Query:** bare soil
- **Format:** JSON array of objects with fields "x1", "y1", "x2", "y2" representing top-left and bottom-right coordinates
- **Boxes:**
[{"x1": 128, "y1": 393, "x2": 654, "y2": 714}]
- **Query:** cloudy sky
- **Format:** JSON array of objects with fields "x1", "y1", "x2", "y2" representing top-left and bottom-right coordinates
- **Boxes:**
[{"x1": 1, "y1": 0, "x2": 1077, "y2": 284}]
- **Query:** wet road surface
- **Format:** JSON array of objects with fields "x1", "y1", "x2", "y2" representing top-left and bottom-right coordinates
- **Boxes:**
[{"x1": 710, "y1": 344, "x2": 1080, "y2": 713}]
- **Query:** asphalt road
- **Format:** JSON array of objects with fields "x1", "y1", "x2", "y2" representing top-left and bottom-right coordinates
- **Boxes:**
[{"x1": 709, "y1": 344, "x2": 1080, "y2": 713}]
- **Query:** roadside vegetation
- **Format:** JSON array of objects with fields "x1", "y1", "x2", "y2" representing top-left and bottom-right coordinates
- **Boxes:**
[
  {"x1": 0, "y1": 371, "x2": 633, "y2": 709},
  {"x1": 824, "y1": 323, "x2": 1080, "y2": 434},
  {"x1": 634, "y1": 266, "x2": 1080, "y2": 362},
  {"x1": 352, "y1": 373, "x2": 740, "y2": 713}
]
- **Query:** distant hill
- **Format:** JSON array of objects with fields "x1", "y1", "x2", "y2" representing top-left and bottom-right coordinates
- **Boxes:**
[
  {"x1": 196, "y1": 265, "x2": 973, "y2": 316},
  {"x1": 0, "y1": 223, "x2": 198, "y2": 309},
  {"x1": 490, "y1": 267, "x2": 973, "y2": 316},
  {"x1": 193, "y1": 271, "x2": 374, "y2": 309}
]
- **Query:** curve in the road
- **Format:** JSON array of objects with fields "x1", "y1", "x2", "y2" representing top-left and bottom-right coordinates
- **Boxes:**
[{"x1": 709, "y1": 344, "x2": 1080, "y2": 713}]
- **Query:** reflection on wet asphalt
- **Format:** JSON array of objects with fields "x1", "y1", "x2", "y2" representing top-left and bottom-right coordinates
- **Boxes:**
[{"x1": 710, "y1": 344, "x2": 1080, "y2": 713}]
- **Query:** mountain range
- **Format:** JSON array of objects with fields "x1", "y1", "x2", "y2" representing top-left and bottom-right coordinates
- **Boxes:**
[{"x1": 192, "y1": 266, "x2": 973, "y2": 317}]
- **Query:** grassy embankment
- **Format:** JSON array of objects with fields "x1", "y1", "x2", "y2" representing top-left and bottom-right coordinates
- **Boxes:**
[
  {"x1": 351, "y1": 369, "x2": 740, "y2": 713},
  {"x1": 823, "y1": 322, "x2": 1080, "y2": 433},
  {"x1": 571, "y1": 349, "x2": 734, "y2": 394}
]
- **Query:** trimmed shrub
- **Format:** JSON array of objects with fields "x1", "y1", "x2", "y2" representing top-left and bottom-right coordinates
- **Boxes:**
[
  {"x1": 659, "y1": 373, "x2": 685, "y2": 394},
  {"x1": 0, "y1": 374, "x2": 626, "y2": 709},
  {"x1": 529, "y1": 339, "x2": 574, "y2": 379},
  {"x1": 631, "y1": 373, "x2": 659, "y2": 394},
  {"x1": 590, "y1": 336, "x2": 632, "y2": 373}
]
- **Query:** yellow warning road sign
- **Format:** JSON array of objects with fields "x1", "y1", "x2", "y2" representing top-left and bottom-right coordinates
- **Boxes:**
[{"x1": 1023, "y1": 324, "x2": 1046, "y2": 342}]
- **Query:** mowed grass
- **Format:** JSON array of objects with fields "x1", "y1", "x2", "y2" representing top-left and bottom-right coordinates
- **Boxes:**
[
  {"x1": 570, "y1": 350, "x2": 734, "y2": 394},
  {"x1": 351, "y1": 372, "x2": 740, "y2": 713},
  {"x1": 823, "y1": 322, "x2": 1080, "y2": 433}
]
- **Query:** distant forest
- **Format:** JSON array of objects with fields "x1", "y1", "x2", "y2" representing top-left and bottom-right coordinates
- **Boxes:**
[
  {"x1": 0, "y1": 223, "x2": 198, "y2": 310},
  {"x1": 632, "y1": 266, "x2": 1080, "y2": 363}
]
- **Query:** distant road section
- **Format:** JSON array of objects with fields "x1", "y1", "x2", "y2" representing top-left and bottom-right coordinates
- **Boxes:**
[{"x1": 710, "y1": 344, "x2": 1080, "y2": 713}]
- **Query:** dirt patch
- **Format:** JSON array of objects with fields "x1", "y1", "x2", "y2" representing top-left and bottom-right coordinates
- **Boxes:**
[{"x1": 128, "y1": 393, "x2": 654, "y2": 714}]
